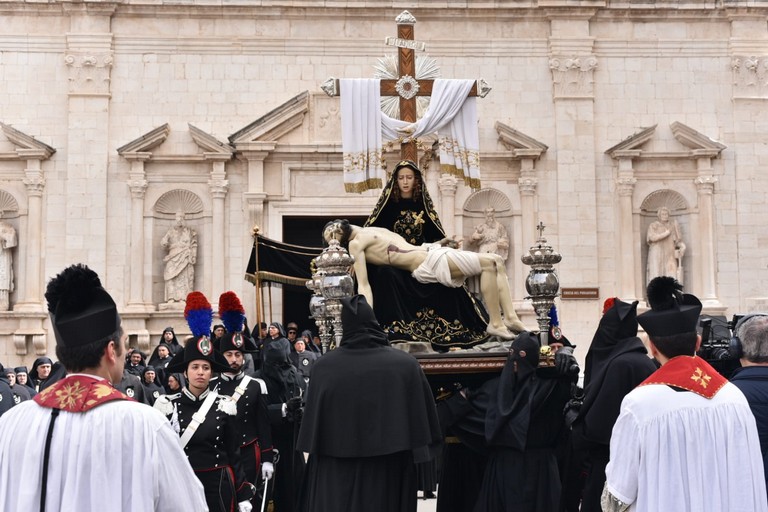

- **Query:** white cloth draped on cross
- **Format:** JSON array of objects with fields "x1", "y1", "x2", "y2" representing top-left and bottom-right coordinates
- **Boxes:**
[{"x1": 340, "y1": 78, "x2": 481, "y2": 193}]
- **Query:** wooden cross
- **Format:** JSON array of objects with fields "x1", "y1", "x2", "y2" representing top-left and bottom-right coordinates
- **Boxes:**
[{"x1": 322, "y1": 10, "x2": 490, "y2": 163}]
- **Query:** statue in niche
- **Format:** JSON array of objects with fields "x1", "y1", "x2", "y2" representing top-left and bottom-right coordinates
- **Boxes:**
[
  {"x1": 646, "y1": 206, "x2": 686, "y2": 285},
  {"x1": 470, "y1": 207, "x2": 509, "y2": 261},
  {"x1": 0, "y1": 215, "x2": 16, "y2": 311},
  {"x1": 161, "y1": 211, "x2": 198, "y2": 303}
]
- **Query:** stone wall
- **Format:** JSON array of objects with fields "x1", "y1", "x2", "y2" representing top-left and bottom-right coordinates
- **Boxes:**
[{"x1": 0, "y1": 0, "x2": 767, "y2": 365}]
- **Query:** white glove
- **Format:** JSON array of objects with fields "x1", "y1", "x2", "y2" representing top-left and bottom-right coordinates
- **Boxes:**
[
  {"x1": 238, "y1": 500, "x2": 253, "y2": 512},
  {"x1": 261, "y1": 461, "x2": 274, "y2": 480}
]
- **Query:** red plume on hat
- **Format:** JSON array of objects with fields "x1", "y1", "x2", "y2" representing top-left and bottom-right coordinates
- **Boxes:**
[
  {"x1": 184, "y1": 292, "x2": 213, "y2": 339},
  {"x1": 218, "y1": 291, "x2": 245, "y2": 334},
  {"x1": 603, "y1": 297, "x2": 617, "y2": 315}
]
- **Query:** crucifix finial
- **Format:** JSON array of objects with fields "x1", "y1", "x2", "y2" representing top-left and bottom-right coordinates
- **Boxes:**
[{"x1": 536, "y1": 221, "x2": 546, "y2": 238}]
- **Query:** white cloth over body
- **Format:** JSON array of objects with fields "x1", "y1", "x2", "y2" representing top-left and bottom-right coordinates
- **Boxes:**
[
  {"x1": 605, "y1": 382, "x2": 768, "y2": 512},
  {"x1": 411, "y1": 247, "x2": 482, "y2": 288},
  {"x1": 0, "y1": 399, "x2": 208, "y2": 511},
  {"x1": 340, "y1": 78, "x2": 480, "y2": 192}
]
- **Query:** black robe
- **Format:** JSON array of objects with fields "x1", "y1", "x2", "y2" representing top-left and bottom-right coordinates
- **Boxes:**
[
  {"x1": 255, "y1": 334, "x2": 306, "y2": 512},
  {"x1": 364, "y1": 167, "x2": 489, "y2": 350},
  {"x1": 570, "y1": 299, "x2": 658, "y2": 512},
  {"x1": 466, "y1": 333, "x2": 572, "y2": 512},
  {"x1": 296, "y1": 295, "x2": 442, "y2": 512}
]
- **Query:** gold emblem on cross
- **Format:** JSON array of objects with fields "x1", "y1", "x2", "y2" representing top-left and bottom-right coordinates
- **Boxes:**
[{"x1": 690, "y1": 367, "x2": 712, "y2": 388}]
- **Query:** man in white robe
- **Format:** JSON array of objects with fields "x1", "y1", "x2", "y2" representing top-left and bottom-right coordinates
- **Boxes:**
[
  {"x1": 0, "y1": 264, "x2": 207, "y2": 511},
  {"x1": 603, "y1": 276, "x2": 768, "y2": 512}
]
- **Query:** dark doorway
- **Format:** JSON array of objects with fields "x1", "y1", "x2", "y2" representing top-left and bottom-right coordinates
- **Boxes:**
[{"x1": 280, "y1": 215, "x2": 367, "y2": 335}]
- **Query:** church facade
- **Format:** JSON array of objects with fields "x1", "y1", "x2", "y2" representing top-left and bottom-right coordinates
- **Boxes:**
[{"x1": 1, "y1": 0, "x2": 767, "y2": 363}]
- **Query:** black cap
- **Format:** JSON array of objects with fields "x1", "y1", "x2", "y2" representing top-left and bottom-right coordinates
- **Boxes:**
[
  {"x1": 45, "y1": 264, "x2": 121, "y2": 347},
  {"x1": 166, "y1": 336, "x2": 232, "y2": 374},
  {"x1": 638, "y1": 276, "x2": 702, "y2": 337},
  {"x1": 14, "y1": 366, "x2": 28, "y2": 374},
  {"x1": 218, "y1": 332, "x2": 258, "y2": 354}
]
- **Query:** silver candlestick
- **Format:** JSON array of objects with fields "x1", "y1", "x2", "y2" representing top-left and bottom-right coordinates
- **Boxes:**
[
  {"x1": 306, "y1": 238, "x2": 355, "y2": 352},
  {"x1": 521, "y1": 222, "x2": 562, "y2": 345}
]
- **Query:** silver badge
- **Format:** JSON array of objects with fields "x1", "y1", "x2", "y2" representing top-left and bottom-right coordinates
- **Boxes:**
[
  {"x1": 198, "y1": 336, "x2": 212, "y2": 356},
  {"x1": 126, "y1": 388, "x2": 135, "y2": 397}
]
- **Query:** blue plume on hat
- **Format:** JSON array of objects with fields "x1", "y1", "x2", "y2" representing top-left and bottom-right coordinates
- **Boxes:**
[
  {"x1": 548, "y1": 305, "x2": 559, "y2": 327},
  {"x1": 218, "y1": 291, "x2": 245, "y2": 334},
  {"x1": 184, "y1": 292, "x2": 213, "y2": 338}
]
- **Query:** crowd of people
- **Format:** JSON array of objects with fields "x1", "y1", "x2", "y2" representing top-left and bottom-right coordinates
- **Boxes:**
[{"x1": 1, "y1": 159, "x2": 767, "y2": 511}]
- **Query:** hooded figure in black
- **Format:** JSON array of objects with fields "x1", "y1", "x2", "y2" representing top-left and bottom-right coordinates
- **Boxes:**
[
  {"x1": 255, "y1": 329, "x2": 306, "y2": 512},
  {"x1": 140, "y1": 365, "x2": 165, "y2": 406},
  {"x1": 14, "y1": 366, "x2": 36, "y2": 398},
  {"x1": 439, "y1": 332, "x2": 572, "y2": 512},
  {"x1": 362, "y1": 160, "x2": 490, "y2": 350},
  {"x1": 296, "y1": 295, "x2": 442, "y2": 512},
  {"x1": 29, "y1": 356, "x2": 66, "y2": 393},
  {"x1": 569, "y1": 298, "x2": 658, "y2": 512},
  {"x1": 0, "y1": 364, "x2": 14, "y2": 418}
]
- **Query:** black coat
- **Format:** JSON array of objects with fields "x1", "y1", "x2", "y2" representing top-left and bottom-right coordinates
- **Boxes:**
[
  {"x1": 164, "y1": 388, "x2": 253, "y2": 510},
  {"x1": 731, "y1": 365, "x2": 768, "y2": 493}
]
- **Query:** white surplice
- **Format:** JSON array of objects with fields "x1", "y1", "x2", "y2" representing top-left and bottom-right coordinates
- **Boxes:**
[
  {"x1": 0, "y1": 397, "x2": 208, "y2": 511},
  {"x1": 605, "y1": 382, "x2": 768, "y2": 512}
]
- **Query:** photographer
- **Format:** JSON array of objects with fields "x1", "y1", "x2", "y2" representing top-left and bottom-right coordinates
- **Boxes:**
[{"x1": 730, "y1": 313, "x2": 768, "y2": 493}]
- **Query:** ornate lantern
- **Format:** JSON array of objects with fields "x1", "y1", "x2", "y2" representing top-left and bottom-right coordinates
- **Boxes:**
[
  {"x1": 521, "y1": 222, "x2": 562, "y2": 345},
  {"x1": 306, "y1": 238, "x2": 355, "y2": 352}
]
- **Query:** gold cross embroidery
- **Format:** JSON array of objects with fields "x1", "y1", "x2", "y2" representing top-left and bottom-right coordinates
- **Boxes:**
[{"x1": 690, "y1": 367, "x2": 712, "y2": 389}]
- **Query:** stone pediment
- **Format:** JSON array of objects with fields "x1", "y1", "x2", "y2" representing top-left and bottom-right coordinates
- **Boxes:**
[
  {"x1": 188, "y1": 124, "x2": 233, "y2": 158},
  {"x1": 0, "y1": 122, "x2": 56, "y2": 160},
  {"x1": 118, "y1": 123, "x2": 233, "y2": 162},
  {"x1": 117, "y1": 124, "x2": 170, "y2": 157},
  {"x1": 228, "y1": 91, "x2": 310, "y2": 147},
  {"x1": 670, "y1": 121, "x2": 726, "y2": 156},
  {"x1": 494, "y1": 121, "x2": 548, "y2": 159},
  {"x1": 604, "y1": 125, "x2": 657, "y2": 157},
  {"x1": 605, "y1": 123, "x2": 726, "y2": 159}
]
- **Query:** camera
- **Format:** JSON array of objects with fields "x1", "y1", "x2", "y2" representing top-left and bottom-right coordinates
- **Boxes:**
[{"x1": 697, "y1": 315, "x2": 744, "y2": 378}]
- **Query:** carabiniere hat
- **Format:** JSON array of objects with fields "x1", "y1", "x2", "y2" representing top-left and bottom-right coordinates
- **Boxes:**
[
  {"x1": 166, "y1": 291, "x2": 232, "y2": 374},
  {"x1": 637, "y1": 276, "x2": 702, "y2": 337},
  {"x1": 216, "y1": 291, "x2": 258, "y2": 353}
]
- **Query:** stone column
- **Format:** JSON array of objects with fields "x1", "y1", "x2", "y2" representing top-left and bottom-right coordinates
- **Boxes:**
[
  {"x1": 518, "y1": 157, "x2": 539, "y2": 252},
  {"x1": 614, "y1": 152, "x2": 640, "y2": 300},
  {"x1": 63, "y1": 6, "x2": 115, "y2": 269},
  {"x1": 240, "y1": 144, "x2": 275, "y2": 232},
  {"x1": 548, "y1": 18, "x2": 600, "y2": 287},
  {"x1": 126, "y1": 156, "x2": 150, "y2": 311},
  {"x1": 15, "y1": 153, "x2": 46, "y2": 312},
  {"x1": 694, "y1": 151, "x2": 720, "y2": 305},
  {"x1": 437, "y1": 174, "x2": 459, "y2": 238},
  {"x1": 208, "y1": 157, "x2": 229, "y2": 298}
]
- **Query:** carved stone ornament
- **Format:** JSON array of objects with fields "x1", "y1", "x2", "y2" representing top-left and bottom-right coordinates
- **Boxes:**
[
  {"x1": 395, "y1": 10, "x2": 417, "y2": 25},
  {"x1": 395, "y1": 75, "x2": 420, "y2": 100},
  {"x1": 321, "y1": 77, "x2": 338, "y2": 97},
  {"x1": 477, "y1": 78, "x2": 492, "y2": 98},
  {"x1": 64, "y1": 53, "x2": 113, "y2": 96},
  {"x1": 549, "y1": 56, "x2": 598, "y2": 99},
  {"x1": 731, "y1": 56, "x2": 768, "y2": 98}
]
